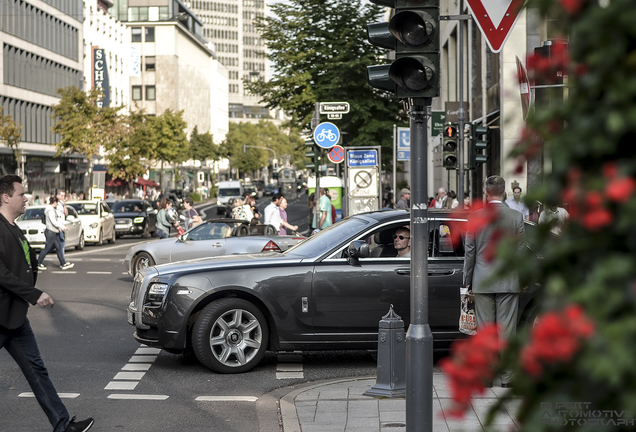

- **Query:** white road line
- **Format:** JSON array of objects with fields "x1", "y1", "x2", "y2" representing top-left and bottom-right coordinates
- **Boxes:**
[
  {"x1": 104, "y1": 381, "x2": 138, "y2": 390},
  {"x1": 19, "y1": 392, "x2": 79, "y2": 398},
  {"x1": 88, "y1": 258, "x2": 117, "y2": 261},
  {"x1": 108, "y1": 394, "x2": 169, "y2": 400},
  {"x1": 122, "y1": 272, "x2": 129, "y2": 275},
  {"x1": 135, "y1": 347, "x2": 161, "y2": 355},
  {"x1": 122, "y1": 363, "x2": 152, "y2": 371},
  {"x1": 86, "y1": 271, "x2": 112, "y2": 274},
  {"x1": 51, "y1": 271, "x2": 77, "y2": 274},
  {"x1": 113, "y1": 372, "x2": 146, "y2": 380},
  {"x1": 277, "y1": 364, "x2": 303, "y2": 372},
  {"x1": 195, "y1": 396, "x2": 258, "y2": 402},
  {"x1": 129, "y1": 355, "x2": 157, "y2": 362},
  {"x1": 276, "y1": 372, "x2": 304, "y2": 379}
]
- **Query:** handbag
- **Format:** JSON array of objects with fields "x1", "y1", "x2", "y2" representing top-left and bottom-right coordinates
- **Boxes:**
[{"x1": 459, "y1": 287, "x2": 477, "y2": 335}]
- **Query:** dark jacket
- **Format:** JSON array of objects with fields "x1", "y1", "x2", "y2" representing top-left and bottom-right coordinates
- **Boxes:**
[{"x1": 0, "y1": 213, "x2": 42, "y2": 329}]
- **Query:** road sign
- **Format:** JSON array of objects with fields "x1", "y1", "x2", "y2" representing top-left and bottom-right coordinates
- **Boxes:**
[
  {"x1": 398, "y1": 128, "x2": 410, "y2": 149},
  {"x1": 327, "y1": 145, "x2": 345, "y2": 164},
  {"x1": 327, "y1": 113, "x2": 342, "y2": 120},
  {"x1": 313, "y1": 122, "x2": 340, "y2": 149},
  {"x1": 398, "y1": 150, "x2": 410, "y2": 161},
  {"x1": 348, "y1": 167, "x2": 378, "y2": 197},
  {"x1": 431, "y1": 111, "x2": 446, "y2": 136},
  {"x1": 347, "y1": 150, "x2": 378, "y2": 167},
  {"x1": 319, "y1": 102, "x2": 350, "y2": 114},
  {"x1": 466, "y1": 0, "x2": 525, "y2": 53}
]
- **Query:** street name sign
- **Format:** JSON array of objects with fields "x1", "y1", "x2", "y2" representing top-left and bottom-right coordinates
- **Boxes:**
[
  {"x1": 313, "y1": 122, "x2": 340, "y2": 149},
  {"x1": 328, "y1": 145, "x2": 345, "y2": 164},
  {"x1": 319, "y1": 102, "x2": 350, "y2": 114},
  {"x1": 327, "y1": 113, "x2": 342, "y2": 120},
  {"x1": 465, "y1": 0, "x2": 525, "y2": 53},
  {"x1": 347, "y1": 150, "x2": 378, "y2": 167}
]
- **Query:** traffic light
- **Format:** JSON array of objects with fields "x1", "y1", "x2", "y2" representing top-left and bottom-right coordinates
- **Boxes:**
[
  {"x1": 367, "y1": 0, "x2": 440, "y2": 98},
  {"x1": 442, "y1": 124, "x2": 458, "y2": 170},
  {"x1": 304, "y1": 138, "x2": 321, "y2": 172},
  {"x1": 469, "y1": 124, "x2": 488, "y2": 168}
]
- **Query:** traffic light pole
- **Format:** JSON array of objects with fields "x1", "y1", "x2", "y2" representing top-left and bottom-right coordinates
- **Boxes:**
[
  {"x1": 406, "y1": 97, "x2": 433, "y2": 432},
  {"x1": 457, "y1": 0, "x2": 465, "y2": 209},
  {"x1": 312, "y1": 102, "x2": 321, "y2": 231}
]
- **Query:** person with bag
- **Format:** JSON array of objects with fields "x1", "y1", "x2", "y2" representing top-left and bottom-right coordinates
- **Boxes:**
[
  {"x1": 183, "y1": 197, "x2": 202, "y2": 230},
  {"x1": 37, "y1": 196, "x2": 73, "y2": 271},
  {"x1": 156, "y1": 198, "x2": 179, "y2": 239},
  {"x1": 231, "y1": 197, "x2": 253, "y2": 221}
]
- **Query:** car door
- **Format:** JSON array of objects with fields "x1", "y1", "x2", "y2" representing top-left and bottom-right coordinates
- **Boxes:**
[
  {"x1": 144, "y1": 201, "x2": 157, "y2": 230},
  {"x1": 65, "y1": 206, "x2": 82, "y2": 246},
  {"x1": 310, "y1": 221, "x2": 411, "y2": 343},
  {"x1": 168, "y1": 223, "x2": 228, "y2": 262},
  {"x1": 101, "y1": 202, "x2": 115, "y2": 238}
]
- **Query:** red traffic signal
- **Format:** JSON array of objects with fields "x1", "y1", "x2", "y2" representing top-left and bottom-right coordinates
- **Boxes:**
[{"x1": 444, "y1": 125, "x2": 457, "y2": 138}]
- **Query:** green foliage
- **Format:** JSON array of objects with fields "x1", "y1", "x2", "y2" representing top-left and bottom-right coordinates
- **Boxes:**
[
  {"x1": 484, "y1": 0, "x2": 636, "y2": 429},
  {"x1": 189, "y1": 126, "x2": 218, "y2": 163},
  {"x1": 0, "y1": 107, "x2": 22, "y2": 157},
  {"x1": 154, "y1": 109, "x2": 189, "y2": 164},
  {"x1": 105, "y1": 110, "x2": 156, "y2": 182},
  {"x1": 245, "y1": 0, "x2": 408, "y2": 167},
  {"x1": 189, "y1": 192, "x2": 201, "y2": 202}
]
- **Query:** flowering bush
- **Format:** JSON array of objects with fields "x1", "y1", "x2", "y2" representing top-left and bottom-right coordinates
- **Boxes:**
[{"x1": 444, "y1": 0, "x2": 636, "y2": 429}]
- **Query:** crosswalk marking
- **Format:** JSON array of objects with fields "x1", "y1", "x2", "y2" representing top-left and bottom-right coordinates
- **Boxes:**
[
  {"x1": 19, "y1": 392, "x2": 79, "y2": 398},
  {"x1": 277, "y1": 353, "x2": 304, "y2": 379},
  {"x1": 104, "y1": 381, "x2": 138, "y2": 390},
  {"x1": 135, "y1": 347, "x2": 161, "y2": 355},
  {"x1": 129, "y1": 355, "x2": 157, "y2": 362},
  {"x1": 195, "y1": 396, "x2": 258, "y2": 402},
  {"x1": 113, "y1": 372, "x2": 146, "y2": 380},
  {"x1": 86, "y1": 271, "x2": 112, "y2": 274},
  {"x1": 122, "y1": 363, "x2": 152, "y2": 371},
  {"x1": 108, "y1": 394, "x2": 168, "y2": 400},
  {"x1": 51, "y1": 271, "x2": 77, "y2": 274}
]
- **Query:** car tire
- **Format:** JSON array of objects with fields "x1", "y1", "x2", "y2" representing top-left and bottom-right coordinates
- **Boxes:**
[
  {"x1": 96, "y1": 229, "x2": 103, "y2": 246},
  {"x1": 108, "y1": 229, "x2": 116, "y2": 244},
  {"x1": 142, "y1": 223, "x2": 150, "y2": 238},
  {"x1": 132, "y1": 252, "x2": 154, "y2": 277},
  {"x1": 520, "y1": 300, "x2": 541, "y2": 328},
  {"x1": 75, "y1": 232, "x2": 85, "y2": 250},
  {"x1": 192, "y1": 298, "x2": 269, "y2": 374}
]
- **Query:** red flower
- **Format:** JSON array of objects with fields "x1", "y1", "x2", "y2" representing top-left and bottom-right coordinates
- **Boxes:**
[
  {"x1": 602, "y1": 162, "x2": 618, "y2": 180},
  {"x1": 582, "y1": 207, "x2": 613, "y2": 231},
  {"x1": 484, "y1": 229, "x2": 503, "y2": 263},
  {"x1": 521, "y1": 305, "x2": 594, "y2": 377},
  {"x1": 466, "y1": 202, "x2": 499, "y2": 236},
  {"x1": 585, "y1": 191, "x2": 603, "y2": 208},
  {"x1": 606, "y1": 177, "x2": 636, "y2": 203},
  {"x1": 560, "y1": 0, "x2": 586, "y2": 15},
  {"x1": 441, "y1": 324, "x2": 504, "y2": 417}
]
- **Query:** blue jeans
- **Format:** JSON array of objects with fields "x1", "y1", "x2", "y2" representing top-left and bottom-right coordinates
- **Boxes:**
[
  {"x1": 0, "y1": 319, "x2": 70, "y2": 431},
  {"x1": 37, "y1": 230, "x2": 65, "y2": 267},
  {"x1": 156, "y1": 228, "x2": 168, "y2": 239}
]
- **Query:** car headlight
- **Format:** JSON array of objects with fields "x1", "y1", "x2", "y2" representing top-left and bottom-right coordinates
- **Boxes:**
[
  {"x1": 147, "y1": 283, "x2": 169, "y2": 305},
  {"x1": 217, "y1": 200, "x2": 221, "y2": 205},
  {"x1": 89, "y1": 222, "x2": 98, "y2": 229},
  {"x1": 134, "y1": 217, "x2": 145, "y2": 224}
]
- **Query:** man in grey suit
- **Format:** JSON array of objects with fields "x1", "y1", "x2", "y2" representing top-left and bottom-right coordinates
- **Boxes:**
[{"x1": 463, "y1": 175, "x2": 526, "y2": 387}]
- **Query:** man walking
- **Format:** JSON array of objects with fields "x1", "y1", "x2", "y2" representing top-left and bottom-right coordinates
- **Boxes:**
[
  {"x1": 463, "y1": 175, "x2": 526, "y2": 387},
  {"x1": 55, "y1": 188, "x2": 73, "y2": 269},
  {"x1": 395, "y1": 189, "x2": 411, "y2": 209},
  {"x1": 264, "y1": 192, "x2": 283, "y2": 231},
  {"x1": 0, "y1": 175, "x2": 93, "y2": 432},
  {"x1": 505, "y1": 186, "x2": 530, "y2": 220},
  {"x1": 312, "y1": 188, "x2": 332, "y2": 231}
]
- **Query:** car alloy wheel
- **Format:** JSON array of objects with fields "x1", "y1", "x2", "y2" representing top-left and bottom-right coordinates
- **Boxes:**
[
  {"x1": 133, "y1": 252, "x2": 154, "y2": 277},
  {"x1": 76, "y1": 232, "x2": 85, "y2": 250},
  {"x1": 96, "y1": 229, "x2": 103, "y2": 246},
  {"x1": 108, "y1": 229, "x2": 116, "y2": 244},
  {"x1": 192, "y1": 298, "x2": 268, "y2": 374}
]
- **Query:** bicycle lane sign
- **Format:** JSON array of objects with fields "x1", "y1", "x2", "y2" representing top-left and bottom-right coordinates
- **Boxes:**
[{"x1": 313, "y1": 122, "x2": 340, "y2": 149}]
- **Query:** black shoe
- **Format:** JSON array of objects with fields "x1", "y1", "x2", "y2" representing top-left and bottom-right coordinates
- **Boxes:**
[{"x1": 64, "y1": 416, "x2": 94, "y2": 432}]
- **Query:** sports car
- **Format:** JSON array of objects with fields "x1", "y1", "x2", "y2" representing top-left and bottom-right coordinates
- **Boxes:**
[{"x1": 127, "y1": 209, "x2": 541, "y2": 374}]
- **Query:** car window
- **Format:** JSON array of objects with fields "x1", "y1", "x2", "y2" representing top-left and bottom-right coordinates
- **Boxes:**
[
  {"x1": 187, "y1": 223, "x2": 232, "y2": 241},
  {"x1": 219, "y1": 188, "x2": 241, "y2": 197},
  {"x1": 284, "y1": 217, "x2": 369, "y2": 257},
  {"x1": 112, "y1": 201, "x2": 144, "y2": 213},
  {"x1": 18, "y1": 208, "x2": 45, "y2": 221},
  {"x1": 431, "y1": 221, "x2": 466, "y2": 257},
  {"x1": 69, "y1": 203, "x2": 97, "y2": 215},
  {"x1": 346, "y1": 223, "x2": 412, "y2": 259},
  {"x1": 66, "y1": 206, "x2": 79, "y2": 218}
]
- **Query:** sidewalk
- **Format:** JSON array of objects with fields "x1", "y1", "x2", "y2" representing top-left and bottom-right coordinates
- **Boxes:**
[{"x1": 272, "y1": 374, "x2": 521, "y2": 432}]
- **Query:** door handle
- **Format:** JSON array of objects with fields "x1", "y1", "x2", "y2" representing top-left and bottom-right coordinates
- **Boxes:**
[
  {"x1": 428, "y1": 269, "x2": 455, "y2": 276},
  {"x1": 395, "y1": 268, "x2": 410, "y2": 275},
  {"x1": 212, "y1": 243, "x2": 223, "y2": 248}
]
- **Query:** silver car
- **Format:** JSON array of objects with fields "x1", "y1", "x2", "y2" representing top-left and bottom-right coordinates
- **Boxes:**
[
  {"x1": 16, "y1": 205, "x2": 85, "y2": 250},
  {"x1": 124, "y1": 219, "x2": 306, "y2": 276}
]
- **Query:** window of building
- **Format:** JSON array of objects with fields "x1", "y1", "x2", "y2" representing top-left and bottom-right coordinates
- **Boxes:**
[
  {"x1": 145, "y1": 27, "x2": 155, "y2": 42},
  {"x1": 132, "y1": 85, "x2": 142, "y2": 100},
  {"x1": 146, "y1": 85, "x2": 156, "y2": 100},
  {"x1": 132, "y1": 27, "x2": 142, "y2": 42},
  {"x1": 145, "y1": 56, "x2": 156, "y2": 71}
]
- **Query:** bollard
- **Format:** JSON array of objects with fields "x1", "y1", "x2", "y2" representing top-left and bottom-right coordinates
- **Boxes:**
[{"x1": 364, "y1": 304, "x2": 406, "y2": 398}]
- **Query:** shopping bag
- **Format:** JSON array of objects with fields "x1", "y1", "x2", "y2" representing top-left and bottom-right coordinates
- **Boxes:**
[
  {"x1": 177, "y1": 226, "x2": 185, "y2": 236},
  {"x1": 459, "y1": 287, "x2": 477, "y2": 335}
]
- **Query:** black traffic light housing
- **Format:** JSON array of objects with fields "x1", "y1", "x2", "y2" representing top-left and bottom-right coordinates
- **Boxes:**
[
  {"x1": 469, "y1": 124, "x2": 489, "y2": 168},
  {"x1": 304, "y1": 138, "x2": 321, "y2": 173},
  {"x1": 442, "y1": 124, "x2": 458, "y2": 170},
  {"x1": 367, "y1": 0, "x2": 440, "y2": 98}
]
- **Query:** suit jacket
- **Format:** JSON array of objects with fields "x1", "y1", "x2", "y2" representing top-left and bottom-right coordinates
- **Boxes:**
[
  {"x1": 0, "y1": 213, "x2": 42, "y2": 329},
  {"x1": 463, "y1": 202, "x2": 526, "y2": 294}
]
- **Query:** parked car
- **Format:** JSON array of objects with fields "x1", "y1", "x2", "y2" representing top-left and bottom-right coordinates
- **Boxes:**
[
  {"x1": 127, "y1": 209, "x2": 542, "y2": 373},
  {"x1": 216, "y1": 181, "x2": 244, "y2": 215},
  {"x1": 67, "y1": 200, "x2": 116, "y2": 246},
  {"x1": 264, "y1": 184, "x2": 278, "y2": 196},
  {"x1": 16, "y1": 205, "x2": 85, "y2": 251},
  {"x1": 112, "y1": 200, "x2": 158, "y2": 238},
  {"x1": 124, "y1": 219, "x2": 306, "y2": 276}
]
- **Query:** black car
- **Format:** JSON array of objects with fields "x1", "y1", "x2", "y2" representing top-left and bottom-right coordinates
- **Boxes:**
[
  {"x1": 264, "y1": 184, "x2": 277, "y2": 196},
  {"x1": 112, "y1": 200, "x2": 158, "y2": 237},
  {"x1": 127, "y1": 209, "x2": 541, "y2": 374}
]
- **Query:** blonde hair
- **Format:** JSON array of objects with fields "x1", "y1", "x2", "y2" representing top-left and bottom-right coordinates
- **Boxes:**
[{"x1": 234, "y1": 198, "x2": 244, "y2": 207}]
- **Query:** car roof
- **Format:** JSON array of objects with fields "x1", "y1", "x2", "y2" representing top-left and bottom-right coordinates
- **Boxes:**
[{"x1": 350, "y1": 208, "x2": 470, "y2": 222}]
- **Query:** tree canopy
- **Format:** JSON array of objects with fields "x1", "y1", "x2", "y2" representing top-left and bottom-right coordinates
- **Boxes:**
[
  {"x1": 189, "y1": 126, "x2": 218, "y2": 164},
  {"x1": 245, "y1": 0, "x2": 407, "y2": 167},
  {"x1": 0, "y1": 107, "x2": 22, "y2": 161}
]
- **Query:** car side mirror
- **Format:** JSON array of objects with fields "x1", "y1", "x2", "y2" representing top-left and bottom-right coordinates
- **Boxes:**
[
  {"x1": 177, "y1": 233, "x2": 187, "y2": 242},
  {"x1": 66, "y1": 215, "x2": 76, "y2": 221},
  {"x1": 347, "y1": 240, "x2": 369, "y2": 267},
  {"x1": 147, "y1": 207, "x2": 153, "y2": 212}
]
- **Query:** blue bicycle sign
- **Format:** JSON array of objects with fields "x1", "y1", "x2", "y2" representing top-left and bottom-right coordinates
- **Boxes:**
[{"x1": 313, "y1": 122, "x2": 340, "y2": 149}]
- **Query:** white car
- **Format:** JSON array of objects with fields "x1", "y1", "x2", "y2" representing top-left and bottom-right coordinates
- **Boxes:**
[
  {"x1": 67, "y1": 200, "x2": 116, "y2": 246},
  {"x1": 16, "y1": 205, "x2": 85, "y2": 251}
]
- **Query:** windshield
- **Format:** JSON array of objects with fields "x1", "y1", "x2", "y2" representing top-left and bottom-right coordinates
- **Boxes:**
[
  {"x1": 68, "y1": 203, "x2": 98, "y2": 215},
  {"x1": 219, "y1": 188, "x2": 241, "y2": 197},
  {"x1": 18, "y1": 208, "x2": 45, "y2": 221},
  {"x1": 284, "y1": 217, "x2": 369, "y2": 258},
  {"x1": 112, "y1": 201, "x2": 145, "y2": 213}
]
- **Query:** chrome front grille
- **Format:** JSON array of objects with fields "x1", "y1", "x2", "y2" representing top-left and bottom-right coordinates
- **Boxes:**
[
  {"x1": 28, "y1": 229, "x2": 38, "y2": 235},
  {"x1": 130, "y1": 274, "x2": 143, "y2": 309},
  {"x1": 116, "y1": 218, "x2": 132, "y2": 225}
]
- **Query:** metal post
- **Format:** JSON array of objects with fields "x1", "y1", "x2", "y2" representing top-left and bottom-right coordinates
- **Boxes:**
[
  {"x1": 312, "y1": 102, "x2": 321, "y2": 230},
  {"x1": 406, "y1": 98, "x2": 433, "y2": 432},
  {"x1": 393, "y1": 124, "x2": 397, "y2": 208},
  {"x1": 457, "y1": 0, "x2": 465, "y2": 209}
]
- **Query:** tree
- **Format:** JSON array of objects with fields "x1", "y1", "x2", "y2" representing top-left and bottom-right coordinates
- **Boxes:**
[
  {"x1": 190, "y1": 126, "x2": 218, "y2": 190},
  {"x1": 245, "y1": 0, "x2": 407, "y2": 168},
  {"x1": 153, "y1": 109, "x2": 188, "y2": 190},
  {"x1": 442, "y1": 0, "x2": 636, "y2": 429},
  {"x1": 105, "y1": 110, "x2": 157, "y2": 194},
  {"x1": 0, "y1": 107, "x2": 22, "y2": 172},
  {"x1": 51, "y1": 86, "x2": 125, "y2": 195}
]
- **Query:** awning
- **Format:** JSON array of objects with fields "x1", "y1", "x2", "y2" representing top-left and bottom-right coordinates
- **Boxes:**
[
  {"x1": 105, "y1": 178, "x2": 127, "y2": 187},
  {"x1": 135, "y1": 177, "x2": 160, "y2": 187}
]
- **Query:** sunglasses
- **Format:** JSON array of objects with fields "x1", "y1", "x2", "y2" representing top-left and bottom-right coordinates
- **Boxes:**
[{"x1": 393, "y1": 235, "x2": 410, "y2": 240}]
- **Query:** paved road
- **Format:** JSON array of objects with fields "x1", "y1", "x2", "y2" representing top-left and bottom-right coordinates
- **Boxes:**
[{"x1": 0, "y1": 196, "x2": 383, "y2": 431}]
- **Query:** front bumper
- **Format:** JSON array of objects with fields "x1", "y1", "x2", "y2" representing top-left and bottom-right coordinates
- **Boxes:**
[{"x1": 115, "y1": 222, "x2": 145, "y2": 234}]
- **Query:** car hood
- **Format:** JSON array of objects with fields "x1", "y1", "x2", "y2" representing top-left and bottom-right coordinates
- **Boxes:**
[
  {"x1": 77, "y1": 214, "x2": 100, "y2": 222},
  {"x1": 16, "y1": 220, "x2": 44, "y2": 229},
  {"x1": 153, "y1": 251, "x2": 297, "y2": 276},
  {"x1": 114, "y1": 212, "x2": 145, "y2": 218}
]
